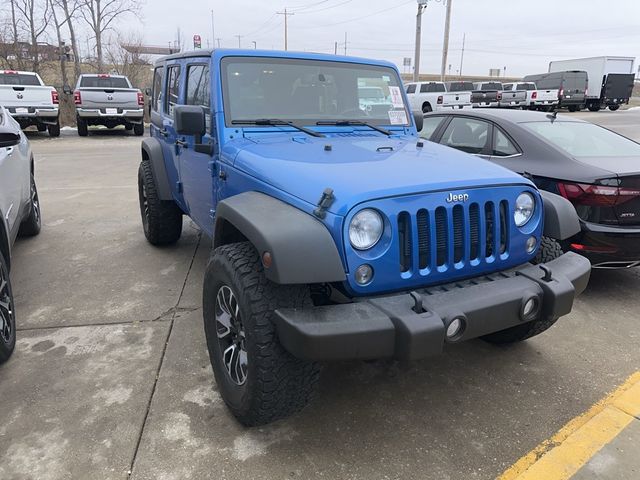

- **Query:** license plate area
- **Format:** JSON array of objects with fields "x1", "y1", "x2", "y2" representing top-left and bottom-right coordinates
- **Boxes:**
[{"x1": 106, "y1": 108, "x2": 118, "y2": 115}]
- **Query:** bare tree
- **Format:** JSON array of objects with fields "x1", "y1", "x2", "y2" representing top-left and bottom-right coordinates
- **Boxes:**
[
  {"x1": 79, "y1": 0, "x2": 139, "y2": 72},
  {"x1": 56, "y1": 0, "x2": 82, "y2": 81},
  {"x1": 103, "y1": 32, "x2": 148, "y2": 87},
  {"x1": 13, "y1": 0, "x2": 51, "y2": 73},
  {"x1": 49, "y1": 0, "x2": 69, "y2": 87}
]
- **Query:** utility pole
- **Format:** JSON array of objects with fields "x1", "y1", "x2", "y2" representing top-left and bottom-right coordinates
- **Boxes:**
[
  {"x1": 211, "y1": 10, "x2": 215, "y2": 49},
  {"x1": 343, "y1": 32, "x2": 347, "y2": 55},
  {"x1": 459, "y1": 33, "x2": 465, "y2": 78},
  {"x1": 334, "y1": 41, "x2": 337, "y2": 55},
  {"x1": 276, "y1": 8, "x2": 294, "y2": 51},
  {"x1": 440, "y1": 0, "x2": 452, "y2": 82},
  {"x1": 413, "y1": 1, "x2": 428, "y2": 82},
  {"x1": 216, "y1": 38, "x2": 222, "y2": 48},
  {"x1": 235, "y1": 35, "x2": 242, "y2": 48},
  {"x1": 252, "y1": 41, "x2": 257, "y2": 49}
]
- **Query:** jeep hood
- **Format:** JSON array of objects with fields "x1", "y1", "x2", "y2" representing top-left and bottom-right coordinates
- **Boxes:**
[{"x1": 227, "y1": 134, "x2": 531, "y2": 217}]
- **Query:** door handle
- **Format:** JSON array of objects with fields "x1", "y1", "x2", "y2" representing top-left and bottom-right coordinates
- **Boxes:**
[
  {"x1": 159, "y1": 129, "x2": 169, "y2": 138},
  {"x1": 6, "y1": 147, "x2": 13, "y2": 155},
  {"x1": 175, "y1": 139, "x2": 188, "y2": 148}
]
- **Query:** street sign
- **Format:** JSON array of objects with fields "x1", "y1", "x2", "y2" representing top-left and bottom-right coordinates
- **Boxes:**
[
  {"x1": 403, "y1": 57, "x2": 412, "y2": 67},
  {"x1": 193, "y1": 35, "x2": 202, "y2": 49}
]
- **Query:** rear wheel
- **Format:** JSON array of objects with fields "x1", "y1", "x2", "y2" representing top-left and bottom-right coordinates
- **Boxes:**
[
  {"x1": 125, "y1": 124, "x2": 133, "y2": 131},
  {"x1": 567, "y1": 105, "x2": 578, "y2": 112},
  {"x1": 0, "y1": 253, "x2": 16, "y2": 364},
  {"x1": 422, "y1": 103, "x2": 432, "y2": 113},
  {"x1": 37, "y1": 124, "x2": 47, "y2": 132},
  {"x1": 48, "y1": 121, "x2": 60, "y2": 137},
  {"x1": 77, "y1": 117, "x2": 88, "y2": 136},
  {"x1": 138, "y1": 160, "x2": 182, "y2": 245},
  {"x1": 133, "y1": 123, "x2": 144, "y2": 136},
  {"x1": 203, "y1": 242, "x2": 321, "y2": 426},
  {"x1": 18, "y1": 174, "x2": 42, "y2": 237},
  {"x1": 609, "y1": 105, "x2": 620, "y2": 111},
  {"x1": 588, "y1": 103, "x2": 601, "y2": 112}
]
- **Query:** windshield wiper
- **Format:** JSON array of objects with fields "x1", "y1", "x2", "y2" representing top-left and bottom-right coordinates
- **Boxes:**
[
  {"x1": 315, "y1": 120, "x2": 391, "y2": 136},
  {"x1": 231, "y1": 119, "x2": 325, "y2": 138}
]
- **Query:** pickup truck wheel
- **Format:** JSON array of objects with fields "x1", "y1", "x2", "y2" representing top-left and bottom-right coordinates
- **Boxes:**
[
  {"x1": 203, "y1": 242, "x2": 321, "y2": 426},
  {"x1": 18, "y1": 174, "x2": 42, "y2": 237},
  {"x1": 422, "y1": 103, "x2": 432, "y2": 113},
  {"x1": 133, "y1": 123, "x2": 145, "y2": 136},
  {"x1": 138, "y1": 160, "x2": 182, "y2": 245},
  {"x1": 0, "y1": 253, "x2": 16, "y2": 364},
  {"x1": 567, "y1": 106, "x2": 578, "y2": 112},
  {"x1": 37, "y1": 125, "x2": 47, "y2": 132},
  {"x1": 609, "y1": 105, "x2": 620, "y2": 111},
  {"x1": 77, "y1": 117, "x2": 88, "y2": 137},
  {"x1": 125, "y1": 124, "x2": 133, "y2": 131},
  {"x1": 588, "y1": 104, "x2": 600, "y2": 112},
  {"x1": 48, "y1": 121, "x2": 60, "y2": 137},
  {"x1": 533, "y1": 237, "x2": 563, "y2": 265}
]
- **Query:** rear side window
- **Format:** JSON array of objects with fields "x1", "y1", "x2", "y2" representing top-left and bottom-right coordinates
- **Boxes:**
[
  {"x1": 493, "y1": 128, "x2": 519, "y2": 157},
  {"x1": 439, "y1": 117, "x2": 490, "y2": 154},
  {"x1": 406, "y1": 84, "x2": 416, "y2": 94},
  {"x1": 186, "y1": 64, "x2": 211, "y2": 108},
  {"x1": 517, "y1": 83, "x2": 535, "y2": 90},
  {"x1": 165, "y1": 65, "x2": 181, "y2": 115},
  {"x1": 0, "y1": 73, "x2": 41, "y2": 86},
  {"x1": 151, "y1": 67, "x2": 163, "y2": 112},
  {"x1": 448, "y1": 82, "x2": 473, "y2": 92},
  {"x1": 419, "y1": 116, "x2": 446, "y2": 141},
  {"x1": 420, "y1": 83, "x2": 445, "y2": 93},
  {"x1": 80, "y1": 76, "x2": 130, "y2": 88},
  {"x1": 503, "y1": 83, "x2": 513, "y2": 90}
]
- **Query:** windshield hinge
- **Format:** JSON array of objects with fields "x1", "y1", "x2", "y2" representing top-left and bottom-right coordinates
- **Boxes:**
[{"x1": 313, "y1": 188, "x2": 335, "y2": 219}]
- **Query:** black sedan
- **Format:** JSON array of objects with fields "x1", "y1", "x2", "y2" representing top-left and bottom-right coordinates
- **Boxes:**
[{"x1": 420, "y1": 109, "x2": 640, "y2": 268}]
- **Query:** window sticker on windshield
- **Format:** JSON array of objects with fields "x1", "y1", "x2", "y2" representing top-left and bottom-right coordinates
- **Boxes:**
[
  {"x1": 382, "y1": 75, "x2": 390, "y2": 82},
  {"x1": 388, "y1": 110, "x2": 408, "y2": 125},
  {"x1": 389, "y1": 86, "x2": 404, "y2": 108}
]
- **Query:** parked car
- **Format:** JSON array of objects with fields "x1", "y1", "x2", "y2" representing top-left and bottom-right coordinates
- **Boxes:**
[
  {"x1": 405, "y1": 81, "x2": 471, "y2": 113},
  {"x1": 503, "y1": 82, "x2": 559, "y2": 111},
  {"x1": 138, "y1": 49, "x2": 589, "y2": 426},
  {"x1": 0, "y1": 70, "x2": 60, "y2": 137},
  {"x1": 523, "y1": 71, "x2": 588, "y2": 112},
  {"x1": 472, "y1": 82, "x2": 502, "y2": 108},
  {"x1": 495, "y1": 83, "x2": 527, "y2": 108},
  {"x1": 549, "y1": 56, "x2": 636, "y2": 111},
  {"x1": 420, "y1": 108, "x2": 640, "y2": 268},
  {"x1": 66, "y1": 74, "x2": 145, "y2": 136},
  {"x1": 0, "y1": 106, "x2": 42, "y2": 363}
]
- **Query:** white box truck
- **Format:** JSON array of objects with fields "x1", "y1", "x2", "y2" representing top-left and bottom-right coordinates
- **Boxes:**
[{"x1": 549, "y1": 56, "x2": 636, "y2": 111}]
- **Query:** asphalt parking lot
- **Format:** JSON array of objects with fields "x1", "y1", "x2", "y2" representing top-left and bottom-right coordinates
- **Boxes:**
[{"x1": 1, "y1": 110, "x2": 640, "y2": 480}]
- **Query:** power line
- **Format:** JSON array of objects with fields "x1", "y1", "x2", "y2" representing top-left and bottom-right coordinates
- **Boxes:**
[{"x1": 289, "y1": 0, "x2": 414, "y2": 29}]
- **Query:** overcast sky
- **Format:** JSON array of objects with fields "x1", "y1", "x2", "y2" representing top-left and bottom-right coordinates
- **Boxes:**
[{"x1": 130, "y1": 0, "x2": 640, "y2": 77}]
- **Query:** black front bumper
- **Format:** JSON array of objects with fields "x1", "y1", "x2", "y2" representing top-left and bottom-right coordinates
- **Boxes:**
[{"x1": 274, "y1": 253, "x2": 590, "y2": 361}]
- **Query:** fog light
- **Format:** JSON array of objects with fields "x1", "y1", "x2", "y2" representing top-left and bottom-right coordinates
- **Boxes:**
[
  {"x1": 446, "y1": 317, "x2": 465, "y2": 339},
  {"x1": 526, "y1": 236, "x2": 537, "y2": 254},
  {"x1": 355, "y1": 264, "x2": 373, "y2": 285},
  {"x1": 522, "y1": 297, "x2": 540, "y2": 320}
]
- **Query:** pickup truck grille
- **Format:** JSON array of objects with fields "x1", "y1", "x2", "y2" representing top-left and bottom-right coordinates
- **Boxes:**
[{"x1": 398, "y1": 200, "x2": 509, "y2": 274}]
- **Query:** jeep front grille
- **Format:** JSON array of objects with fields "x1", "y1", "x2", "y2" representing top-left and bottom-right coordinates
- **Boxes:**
[{"x1": 399, "y1": 200, "x2": 509, "y2": 274}]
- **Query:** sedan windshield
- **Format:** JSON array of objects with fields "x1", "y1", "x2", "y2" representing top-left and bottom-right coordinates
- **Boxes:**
[
  {"x1": 522, "y1": 121, "x2": 640, "y2": 157},
  {"x1": 221, "y1": 56, "x2": 408, "y2": 126}
]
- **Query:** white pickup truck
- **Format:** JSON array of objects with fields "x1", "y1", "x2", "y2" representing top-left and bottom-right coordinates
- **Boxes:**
[
  {"x1": 503, "y1": 82, "x2": 559, "y2": 111},
  {"x1": 0, "y1": 70, "x2": 60, "y2": 137},
  {"x1": 405, "y1": 81, "x2": 471, "y2": 113},
  {"x1": 67, "y1": 74, "x2": 144, "y2": 136}
]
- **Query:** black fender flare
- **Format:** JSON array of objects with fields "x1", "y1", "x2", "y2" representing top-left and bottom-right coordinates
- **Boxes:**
[
  {"x1": 540, "y1": 190, "x2": 581, "y2": 241},
  {"x1": 214, "y1": 192, "x2": 346, "y2": 285},
  {"x1": 141, "y1": 137, "x2": 173, "y2": 201}
]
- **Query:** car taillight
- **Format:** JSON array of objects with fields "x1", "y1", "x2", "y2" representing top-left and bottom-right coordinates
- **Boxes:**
[
  {"x1": 585, "y1": 88, "x2": 588, "y2": 96},
  {"x1": 74, "y1": 90, "x2": 81, "y2": 105},
  {"x1": 98, "y1": 73, "x2": 110, "y2": 78},
  {"x1": 558, "y1": 88, "x2": 564, "y2": 98},
  {"x1": 497, "y1": 92, "x2": 502, "y2": 100},
  {"x1": 51, "y1": 90, "x2": 59, "y2": 104},
  {"x1": 558, "y1": 182, "x2": 640, "y2": 207},
  {"x1": 531, "y1": 91, "x2": 537, "y2": 100},
  {"x1": 137, "y1": 92, "x2": 144, "y2": 106},
  {"x1": 4, "y1": 70, "x2": 18, "y2": 74},
  {"x1": 437, "y1": 95, "x2": 443, "y2": 105}
]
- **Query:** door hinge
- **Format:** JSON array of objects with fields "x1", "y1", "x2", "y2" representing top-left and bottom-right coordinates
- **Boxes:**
[{"x1": 176, "y1": 181, "x2": 183, "y2": 194}]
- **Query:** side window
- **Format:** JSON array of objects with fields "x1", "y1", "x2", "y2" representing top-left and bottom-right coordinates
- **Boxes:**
[
  {"x1": 406, "y1": 84, "x2": 416, "y2": 94},
  {"x1": 493, "y1": 128, "x2": 519, "y2": 157},
  {"x1": 503, "y1": 83, "x2": 512, "y2": 90},
  {"x1": 439, "y1": 117, "x2": 490, "y2": 154},
  {"x1": 186, "y1": 64, "x2": 211, "y2": 131},
  {"x1": 165, "y1": 65, "x2": 181, "y2": 116},
  {"x1": 419, "y1": 116, "x2": 446, "y2": 141},
  {"x1": 151, "y1": 67, "x2": 163, "y2": 112}
]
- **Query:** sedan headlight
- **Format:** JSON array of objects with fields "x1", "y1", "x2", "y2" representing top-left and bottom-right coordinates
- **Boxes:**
[
  {"x1": 514, "y1": 192, "x2": 535, "y2": 227},
  {"x1": 349, "y1": 209, "x2": 383, "y2": 250}
]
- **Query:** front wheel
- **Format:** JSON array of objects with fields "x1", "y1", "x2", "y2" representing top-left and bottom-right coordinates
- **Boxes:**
[
  {"x1": 0, "y1": 253, "x2": 16, "y2": 364},
  {"x1": 133, "y1": 123, "x2": 144, "y2": 136},
  {"x1": 533, "y1": 237, "x2": 563, "y2": 264},
  {"x1": 203, "y1": 242, "x2": 321, "y2": 426},
  {"x1": 18, "y1": 174, "x2": 42, "y2": 237}
]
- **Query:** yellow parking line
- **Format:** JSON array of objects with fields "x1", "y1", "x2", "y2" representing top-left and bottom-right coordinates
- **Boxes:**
[{"x1": 498, "y1": 371, "x2": 640, "y2": 480}]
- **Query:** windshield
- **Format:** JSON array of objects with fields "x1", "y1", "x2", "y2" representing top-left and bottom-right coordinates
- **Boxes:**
[
  {"x1": 0, "y1": 73, "x2": 41, "y2": 86},
  {"x1": 522, "y1": 121, "x2": 640, "y2": 157},
  {"x1": 221, "y1": 56, "x2": 408, "y2": 126},
  {"x1": 80, "y1": 76, "x2": 130, "y2": 88},
  {"x1": 517, "y1": 83, "x2": 536, "y2": 90}
]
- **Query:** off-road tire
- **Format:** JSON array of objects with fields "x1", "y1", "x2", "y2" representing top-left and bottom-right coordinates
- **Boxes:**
[
  {"x1": 0, "y1": 253, "x2": 16, "y2": 364},
  {"x1": 203, "y1": 242, "x2": 321, "y2": 426},
  {"x1": 137, "y1": 160, "x2": 182, "y2": 245},
  {"x1": 48, "y1": 121, "x2": 60, "y2": 137},
  {"x1": 77, "y1": 117, "x2": 88, "y2": 137},
  {"x1": 533, "y1": 237, "x2": 563, "y2": 265},
  {"x1": 133, "y1": 123, "x2": 145, "y2": 136},
  {"x1": 609, "y1": 105, "x2": 620, "y2": 111},
  {"x1": 18, "y1": 174, "x2": 42, "y2": 237}
]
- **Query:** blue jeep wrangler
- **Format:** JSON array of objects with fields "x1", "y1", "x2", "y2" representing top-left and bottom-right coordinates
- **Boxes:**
[{"x1": 138, "y1": 49, "x2": 590, "y2": 426}]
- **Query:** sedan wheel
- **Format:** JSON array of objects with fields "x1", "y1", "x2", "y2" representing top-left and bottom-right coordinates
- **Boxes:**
[{"x1": 0, "y1": 254, "x2": 16, "y2": 363}]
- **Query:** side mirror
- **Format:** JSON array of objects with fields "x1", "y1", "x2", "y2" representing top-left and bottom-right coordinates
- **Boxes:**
[
  {"x1": 413, "y1": 111, "x2": 423, "y2": 132},
  {"x1": 174, "y1": 105, "x2": 206, "y2": 137},
  {"x1": 144, "y1": 88, "x2": 152, "y2": 96},
  {"x1": 63, "y1": 84, "x2": 73, "y2": 95},
  {"x1": 0, "y1": 131, "x2": 21, "y2": 148}
]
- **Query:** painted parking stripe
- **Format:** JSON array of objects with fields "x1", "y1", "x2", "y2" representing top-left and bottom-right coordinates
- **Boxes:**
[{"x1": 498, "y1": 371, "x2": 640, "y2": 480}]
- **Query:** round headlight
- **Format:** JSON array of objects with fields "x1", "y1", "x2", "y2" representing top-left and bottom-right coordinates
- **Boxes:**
[
  {"x1": 514, "y1": 192, "x2": 535, "y2": 227},
  {"x1": 349, "y1": 209, "x2": 383, "y2": 250}
]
